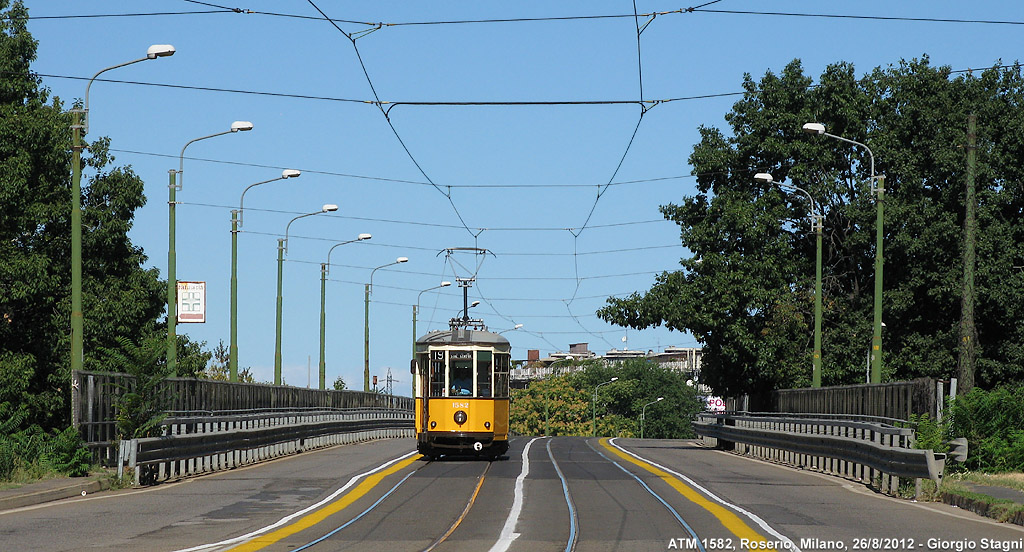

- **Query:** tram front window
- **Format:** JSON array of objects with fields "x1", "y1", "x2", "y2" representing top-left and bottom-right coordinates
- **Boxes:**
[{"x1": 449, "y1": 353, "x2": 473, "y2": 396}]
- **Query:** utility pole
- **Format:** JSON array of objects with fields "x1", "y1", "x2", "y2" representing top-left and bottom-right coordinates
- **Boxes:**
[{"x1": 958, "y1": 114, "x2": 977, "y2": 394}]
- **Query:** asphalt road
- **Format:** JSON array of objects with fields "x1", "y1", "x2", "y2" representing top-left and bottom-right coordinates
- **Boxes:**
[{"x1": 2, "y1": 437, "x2": 1022, "y2": 551}]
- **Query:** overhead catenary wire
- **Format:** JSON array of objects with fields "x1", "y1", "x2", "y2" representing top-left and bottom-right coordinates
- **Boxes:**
[
  {"x1": 304, "y1": 0, "x2": 477, "y2": 238},
  {"x1": 29, "y1": 62, "x2": 1013, "y2": 112},
  {"x1": 104, "y1": 146, "x2": 717, "y2": 188},
  {"x1": 178, "y1": 202, "x2": 672, "y2": 233},
  {"x1": 26, "y1": 2, "x2": 1024, "y2": 27},
  {"x1": 35, "y1": 2, "x2": 1006, "y2": 361}
]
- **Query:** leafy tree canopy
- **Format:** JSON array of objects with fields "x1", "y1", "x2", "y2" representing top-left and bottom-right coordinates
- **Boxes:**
[
  {"x1": 598, "y1": 57, "x2": 1024, "y2": 398},
  {"x1": 511, "y1": 359, "x2": 702, "y2": 438},
  {"x1": 0, "y1": 0, "x2": 212, "y2": 431}
]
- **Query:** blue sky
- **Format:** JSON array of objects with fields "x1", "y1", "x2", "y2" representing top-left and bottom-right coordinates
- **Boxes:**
[{"x1": 25, "y1": 1, "x2": 1024, "y2": 393}]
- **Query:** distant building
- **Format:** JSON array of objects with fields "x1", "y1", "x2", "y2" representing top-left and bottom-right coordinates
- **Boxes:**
[{"x1": 511, "y1": 343, "x2": 706, "y2": 391}]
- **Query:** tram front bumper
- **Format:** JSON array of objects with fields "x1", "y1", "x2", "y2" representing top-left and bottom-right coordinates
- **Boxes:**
[{"x1": 422, "y1": 431, "x2": 499, "y2": 451}]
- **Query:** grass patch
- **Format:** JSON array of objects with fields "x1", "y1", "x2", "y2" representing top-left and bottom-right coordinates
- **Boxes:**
[
  {"x1": 949, "y1": 471, "x2": 1024, "y2": 492},
  {"x1": 938, "y1": 476, "x2": 1024, "y2": 524}
]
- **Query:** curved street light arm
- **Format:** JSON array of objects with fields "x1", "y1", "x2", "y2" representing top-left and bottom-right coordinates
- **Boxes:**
[
  {"x1": 83, "y1": 56, "x2": 149, "y2": 134},
  {"x1": 778, "y1": 182, "x2": 823, "y2": 232},
  {"x1": 822, "y1": 131, "x2": 875, "y2": 179},
  {"x1": 325, "y1": 236, "x2": 371, "y2": 275},
  {"x1": 369, "y1": 260, "x2": 401, "y2": 293},
  {"x1": 284, "y1": 210, "x2": 328, "y2": 255},
  {"x1": 237, "y1": 178, "x2": 286, "y2": 228},
  {"x1": 177, "y1": 129, "x2": 233, "y2": 189},
  {"x1": 416, "y1": 282, "x2": 450, "y2": 307}
]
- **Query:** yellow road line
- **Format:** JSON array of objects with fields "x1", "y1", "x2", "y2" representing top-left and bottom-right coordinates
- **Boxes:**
[
  {"x1": 227, "y1": 455, "x2": 422, "y2": 551},
  {"x1": 599, "y1": 438, "x2": 778, "y2": 552}
]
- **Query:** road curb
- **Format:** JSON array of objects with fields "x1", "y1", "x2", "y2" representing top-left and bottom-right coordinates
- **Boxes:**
[
  {"x1": 0, "y1": 478, "x2": 112, "y2": 511},
  {"x1": 939, "y1": 491, "x2": 1024, "y2": 526}
]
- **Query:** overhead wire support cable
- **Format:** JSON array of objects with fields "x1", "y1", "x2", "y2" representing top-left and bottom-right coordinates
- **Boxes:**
[
  {"x1": 567, "y1": 0, "x2": 657, "y2": 306},
  {"x1": 31, "y1": 2, "x2": 1024, "y2": 26},
  {"x1": 24, "y1": 10, "x2": 236, "y2": 20},
  {"x1": 305, "y1": 0, "x2": 477, "y2": 238}
]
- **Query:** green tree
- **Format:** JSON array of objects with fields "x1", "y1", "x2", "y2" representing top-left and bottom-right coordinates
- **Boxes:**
[
  {"x1": 332, "y1": 375, "x2": 347, "y2": 391},
  {"x1": 0, "y1": 0, "x2": 200, "y2": 431},
  {"x1": 202, "y1": 339, "x2": 253, "y2": 382},
  {"x1": 510, "y1": 375, "x2": 591, "y2": 436},
  {"x1": 598, "y1": 58, "x2": 1024, "y2": 398},
  {"x1": 510, "y1": 359, "x2": 702, "y2": 438}
]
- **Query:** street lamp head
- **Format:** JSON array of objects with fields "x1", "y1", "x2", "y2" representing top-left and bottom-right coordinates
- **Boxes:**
[
  {"x1": 656, "y1": 397, "x2": 664, "y2": 402},
  {"x1": 802, "y1": 122, "x2": 826, "y2": 135},
  {"x1": 322, "y1": 204, "x2": 339, "y2": 212},
  {"x1": 146, "y1": 44, "x2": 176, "y2": 59},
  {"x1": 282, "y1": 169, "x2": 301, "y2": 178},
  {"x1": 396, "y1": 257, "x2": 409, "y2": 263},
  {"x1": 441, "y1": 281, "x2": 452, "y2": 287},
  {"x1": 230, "y1": 121, "x2": 254, "y2": 132},
  {"x1": 754, "y1": 172, "x2": 775, "y2": 184},
  {"x1": 514, "y1": 323, "x2": 523, "y2": 329},
  {"x1": 610, "y1": 377, "x2": 619, "y2": 382},
  {"x1": 470, "y1": 300, "x2": 481, "y2": 308},
  {"x1": 357, "y1": 233, "x2": 372, "y2": 241}
]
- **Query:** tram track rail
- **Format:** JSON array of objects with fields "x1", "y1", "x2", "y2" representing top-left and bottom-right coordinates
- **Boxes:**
[
  {"x1": 285, "y1": 454, "x2": 500, "y2": 552},
  {"x1": 422, "y1": 460, "x2": 492, "y2": 552},
  {"x1": 546, "y1": 438, "x2": 579, "y2": 552}
]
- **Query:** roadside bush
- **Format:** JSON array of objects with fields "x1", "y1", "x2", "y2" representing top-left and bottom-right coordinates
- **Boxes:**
[
  {"x1": 947, "y1": 384, "x2": 1024, "y2": 472},
  {"x1": 45, "y1": 427, "x2": 92, "y2": 477},
  {"x1": 0, "y1": 409, "x2": 92, "y2": 481},
  {"x1": 908, "y1": 413, "x2": 947, "y2": 453}
]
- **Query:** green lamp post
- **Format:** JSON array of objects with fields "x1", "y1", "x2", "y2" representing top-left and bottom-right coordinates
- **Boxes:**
[
  {"x1": 755, "y1": 172, "x2": 824, "y2": 387},
  {"x1": 319, "y1": 233, "x2": 372, "y2": 389},
  {"x1": 364, "y1": 257, "x2": 409, "y2": 391},
  {"x1": 71, "y1": 44, "x2": 175, "y2": 373},
  {"x1": 275, "y1": 204, "x2": 339, "y2": 385},
  {"x1": 412, "y1": 281, "x2": 452, "y2": 395},
  {"x1": 641, "y1": 397, "x2": 664, "y2": 439},
  {"x1": 230, "y1": 169, "x2": 301, "y2": 381},
  {"x1": 169, "y1": 121, "x2": 253, "y2": 376},
  {"x1": 803, "y1": 122, "x2": 885, "y2": 384},
  {"x1": 592, "y1": 377, "x2": 618, "y2": 437}
]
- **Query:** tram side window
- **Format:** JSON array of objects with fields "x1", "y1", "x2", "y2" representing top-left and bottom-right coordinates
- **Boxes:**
[
  {"x1": 429, "y1": 350, "x2": 445, "y2": 397},
  {"x1": 416, "y1": 353, "x2": 430, "y2": 397},
  {"x1": 476, "y1": 350, "x2": 492, "y2": 397},
  {"x1": 494, "y1": 353, "x2": 510, "y2": 398}
]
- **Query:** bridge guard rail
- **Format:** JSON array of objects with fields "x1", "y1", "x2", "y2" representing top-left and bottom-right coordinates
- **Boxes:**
[
  {"x1": 117, "y1": 409, "x2": 414, "y2": 486},
  {"x1": 693, "y1": 413, "x2": 946, "y2": 496}
]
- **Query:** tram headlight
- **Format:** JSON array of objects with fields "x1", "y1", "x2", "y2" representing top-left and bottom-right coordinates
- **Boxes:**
[
  {"x1": 430, "y1": 421, "x2": 436, "y2": 429},
  {"x1": 454, "y1": 410, "x2": 468, "y2": 425},
  {"x1": 484, "y1": 422, "x2": 491, "y2": 429}
]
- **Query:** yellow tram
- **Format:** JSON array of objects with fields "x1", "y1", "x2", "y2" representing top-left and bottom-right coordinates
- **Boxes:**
[{"x1": 412, "y1": 320, "x2": 511, "y2": 459}]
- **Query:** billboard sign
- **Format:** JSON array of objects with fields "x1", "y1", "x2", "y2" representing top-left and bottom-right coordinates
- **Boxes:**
[{"x1": 176, "y1": 281, "x2": 206, "y2": 323}]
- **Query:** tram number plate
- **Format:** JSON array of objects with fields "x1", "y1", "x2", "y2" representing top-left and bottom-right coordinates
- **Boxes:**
[
  {"x1": 431, "y1": 351, "x2": 444, "y2": 360},
  {"x1": 452, "y1": 402, "x2": 469, "y2": 409}
]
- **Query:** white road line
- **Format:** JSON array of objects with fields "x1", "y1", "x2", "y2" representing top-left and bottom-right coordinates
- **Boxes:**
[
  {"x1": 170, "y1": 450, "x2": 420, "y2": 552},
  {"x1": 488, "y1": 437, "x2": 540, "y2": 552},
  {"x1": 608, "y1": 438, "x2": 802, "y2": 552}
]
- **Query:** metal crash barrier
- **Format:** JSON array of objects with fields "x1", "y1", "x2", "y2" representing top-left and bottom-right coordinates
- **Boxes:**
[
  {"x1": 117, "y1": 408, "x2": 414, "y2": 485},
  {"x1": 693, "y1": 412, "x2": 953, "y2": 496}
]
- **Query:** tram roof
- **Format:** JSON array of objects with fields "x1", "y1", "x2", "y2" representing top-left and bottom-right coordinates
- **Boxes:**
[{"x1": 416, "y1": 328, "x2": 510, "y2": 347}]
